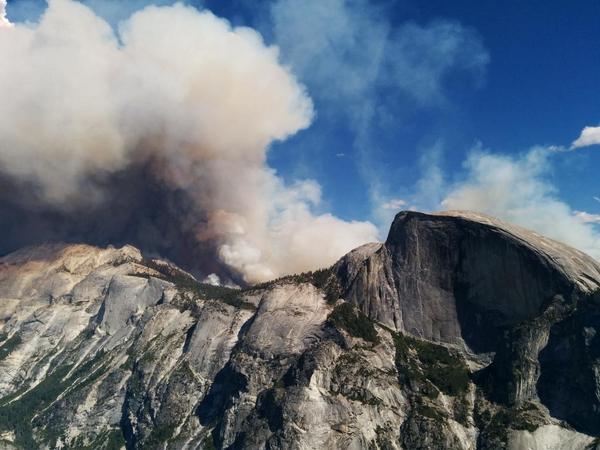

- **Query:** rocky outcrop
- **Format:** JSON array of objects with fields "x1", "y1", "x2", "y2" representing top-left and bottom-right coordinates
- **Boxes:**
[
  {"x1": 342, "y1": 211, "x2": 600, "y2": 347},
  {"x1": 0, "y1": 211, "x2": 598, "y2": 449},
  {"x1": 339, "y1": 211, "x2": 600, "y2": 443}
]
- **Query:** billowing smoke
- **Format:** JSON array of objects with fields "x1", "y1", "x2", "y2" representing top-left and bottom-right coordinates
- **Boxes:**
[
  {"x1": 0, "y1": 0, "x2": 378, "y2": 283},
  {"x1": 0, "y1": 0, "x2": 11, "y2": 27}
]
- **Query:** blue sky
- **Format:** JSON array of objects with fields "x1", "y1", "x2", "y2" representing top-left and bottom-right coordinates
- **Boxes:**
[
  {"x1": 237, "y1": 1, "x2": 595, "y2": 224},
  {"x1": 4, "y1": 0, "x2": 600, "y2": 259},
  {"x1": 201, "y1": 0, "x2": 600, "y2": 220}
]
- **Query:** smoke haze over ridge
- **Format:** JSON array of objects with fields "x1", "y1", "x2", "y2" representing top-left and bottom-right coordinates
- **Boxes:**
[
  {"x1": 4, "y1": 0, "x2": 597, "y2": 283},
  {"x1": 0, "y1": 0, "x2": 378, "y2": 283}
]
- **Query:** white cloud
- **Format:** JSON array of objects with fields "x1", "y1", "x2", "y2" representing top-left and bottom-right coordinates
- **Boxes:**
[
  {"x1": 574, "y1": 211, "x2": 600, "y2": 224},
  {"x1": 271, "y1": 0, "x2": 489, "y2": 140},
  {"x1": 371, "y1": 141, "x2": 446, "y2": 229},
  {"x1": 271, "y1": 0, "x2": 488, "y2": 116},
  {"x1": 440, "y1": 147, "x2": 600, "y2": 259},
  {"x1": 0, "y1": 0, "x2": 378, "y2": 283},
  {"x1": 380, "y1": 198, "x2": 407, "y2": 210},
  {"x1": 372, "y1": 197, "x2": 411, "y2": 231},
  {"x1": 269, "y1": 0, "x2": 489, "y2": 225},
  {"x1": 571, "y1": 125, "x2": 600, "y2": 149},
  {"x1": 0, "y1": 0, "x2": 12, "y2": 27},
  {"x1": 410, "y1": 143, "x2": 447, "y2": 211},
  {"x1": 265, "y1": 0, "x2": 491, "y2": 252}
]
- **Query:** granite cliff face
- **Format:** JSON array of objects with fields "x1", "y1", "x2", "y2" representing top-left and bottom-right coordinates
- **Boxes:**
[{"x1": 0, "y1": 211, "x2": 599, "y2": 449}]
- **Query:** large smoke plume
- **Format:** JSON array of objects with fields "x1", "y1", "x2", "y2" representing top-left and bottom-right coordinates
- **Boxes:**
[{"x1": 0, "y1": 0, "x2": 378, "y2": 283}]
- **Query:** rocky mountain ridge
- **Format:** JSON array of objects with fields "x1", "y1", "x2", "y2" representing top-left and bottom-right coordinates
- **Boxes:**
[{"x1": 0, "y1": 211, "x2": 599, "y2": 449}]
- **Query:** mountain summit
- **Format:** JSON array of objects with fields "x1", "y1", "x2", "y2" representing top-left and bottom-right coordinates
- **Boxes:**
[{"x1": 0, "y1": 211, "x2": 599, "y2": 449}]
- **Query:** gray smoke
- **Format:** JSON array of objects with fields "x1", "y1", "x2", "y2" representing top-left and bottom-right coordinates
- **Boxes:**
[{"x1": 0, "y1": 0, "x2": 378, "y2": 283}]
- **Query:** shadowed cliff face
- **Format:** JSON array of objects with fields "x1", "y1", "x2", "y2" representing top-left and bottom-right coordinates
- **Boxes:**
[
  {"x1": 537, "y1": 302, "x2": 600, "y2": 435},
  {"x1": 338, "y1": 210, "x2": 600, "y2": 439},
  {"x1": 0, "y1": 211, "x2": 599, "y2": 449},
  {"x1": 342, "y1": 211, "x2": 600, "y2": 351}
]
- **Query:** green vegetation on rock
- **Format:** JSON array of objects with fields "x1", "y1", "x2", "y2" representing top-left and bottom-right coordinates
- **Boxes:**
[
  {"x1": 0, "y1": 363, "x2": 73, "y2": 448},
  {"x1": 145, "y1": 423, "x2": 177, "y2": 447},
  {"x1": 0, "y1": 349, "x2": 110, "y2": 448},
  {"x1": 415, "y1": 403, "x2": 447, "y2": 421},
  {"x1": 329, "y1": 302, "x2": 379, "y2": 343},
  {"x1": 249, "y1": 267, "x2": 343, "y2": 303},
  {"x1": 475, "y1": 401, "x2": 544, "y2": 447},
  {"x1": 394, "y1": 333, "x2": 470, "y2": 396},
  {"x1": 202, "y1": 434, "x2": 217, "y2": 450},
  {"x1": 0, "y1": 334, "x2": 21, "y2": 361},
  {"x1": 139, "y1": 258, "x2": 256, "y2": 311},
  {"x1": 71, "y1": 429, "x2": 127, "y2": 450}
]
